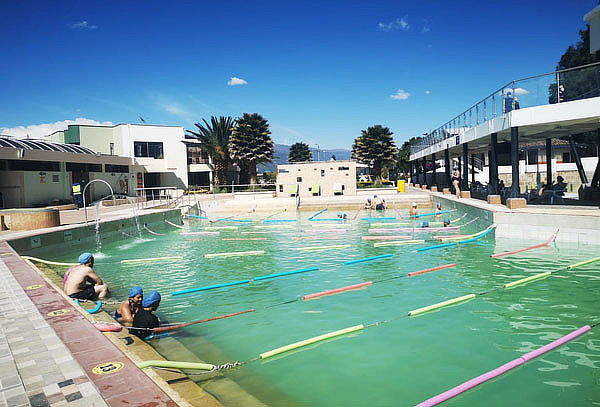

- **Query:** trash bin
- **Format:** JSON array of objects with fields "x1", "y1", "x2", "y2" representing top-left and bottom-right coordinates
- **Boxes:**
[{"x1": 397, "y1": 180, "x2": 406, "y2": 193}]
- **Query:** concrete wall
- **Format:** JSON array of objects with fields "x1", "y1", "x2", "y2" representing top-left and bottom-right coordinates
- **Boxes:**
[
  {"x1": 23, "y1": 171, "x2": 69, "y2": 207},
  {"x1": 276, "y1": 161, "x2": 357, "y2": 197}
]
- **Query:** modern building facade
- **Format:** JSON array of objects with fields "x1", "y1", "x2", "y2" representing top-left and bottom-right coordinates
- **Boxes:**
[{"x1": 276, "y1": 160, "x2": 357, "y2": 197}]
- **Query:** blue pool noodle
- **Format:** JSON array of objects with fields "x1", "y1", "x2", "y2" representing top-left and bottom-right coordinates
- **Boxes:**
[
  {"x1": 263, "y1": 219, "x2": 297, "y2": 223},
  {"x1": 343, "y1": 254, "x2": 394, "y2": 265},
  {"x1": 254, "y1": 267, "x2": 319, "y2": 281},
  {"x1": 416, "y1": 242, "x2": 457, "y2": 252},
  {"x1": 187, "y1": 215, "x2": 209, "y2": 219},
  {"x1": 309, "y1": 218, "x2": 347, "y2": 221},
  {"x1": 74, "y1": 299, "x2": 102, "y2": 314},
  {"x1": 171, "y1": 279, "x2": 251, "y2": 296},
  {"x1": 216, "y1": 219, "x2": 253, "y2": 223},
  {"x1": 414, "y1": 210, "x2": 450, "y2": 218}
]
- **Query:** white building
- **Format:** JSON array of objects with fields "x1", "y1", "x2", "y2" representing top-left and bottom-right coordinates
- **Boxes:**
[{"x1": 45, "y1": 123, "x2": 213, "y2": 190}]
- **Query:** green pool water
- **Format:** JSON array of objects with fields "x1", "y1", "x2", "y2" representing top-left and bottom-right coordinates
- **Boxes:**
[{"x1": 53, "y1": 210, "x2": 600, "y2": 406}]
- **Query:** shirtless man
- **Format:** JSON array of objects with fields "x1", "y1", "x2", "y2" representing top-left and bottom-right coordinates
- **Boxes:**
[
  {"x1": 409, "y1": 202, "x2": 418, "y2": 216},
  {"x1": 63, "y1": 253, "x2": 109, "y2": 300}
]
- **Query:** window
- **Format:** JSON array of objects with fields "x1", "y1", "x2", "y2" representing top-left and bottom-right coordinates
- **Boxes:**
[
  {"x1": 134, "y1": 141, "x2": 164, "y2": 159},
  {"x1": 278, "y1": 169, "x2": 289, "y2": 173},
  {"x1": 296, "y1": 177, "x2": 302, "y2": 182},
  {"x1": 105, "y1": 164, "x2": 129, "y2": 173},
  {"x1": 66, "y1": 163, "x2": 102, "y2": 172},
  {"x1": 527, "y1": 149, "x2": 538, "y2": 165},
  {"x1": 321, "y1": 169, "x2": 325, "y2": 177},
  {"x1": 338, "y1": 166, "x2": 350, "y2": 171},
  {"x1": 562, "y1": 152, "x2": 571, "y2": 163},
  {"x1": 109, "y1": 142, "x2": 115, "y2": 155},
  {"x1": 279, "y1": 185, "x2": 283, "y2": 192},
  {"x1": 6, "y1": 160, "x2": 59, "y2": 171},
  {"x1": 52, "y1": 175, "x2": 60, "y2": 183}
]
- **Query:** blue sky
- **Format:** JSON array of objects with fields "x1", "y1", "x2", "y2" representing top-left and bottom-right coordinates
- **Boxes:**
[{"x1": 0, "y1": 0, "x2": 596, "y2": 148}]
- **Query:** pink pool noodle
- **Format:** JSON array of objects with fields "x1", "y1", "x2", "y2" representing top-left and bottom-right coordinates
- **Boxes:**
[
  {"x1": 361, "y1": 235, "x2": 412, "y2": 240},
  {"x1": 417, "y1": 325, "x2": 591, "y2": 406},
  {"x1": 491, "y1": 229, "x2": 558, "y2": 258},
  {"x1": 180, "y1": 231, "x2": 220, "y2": 236},
  {"x1": 303, "y1": 281, "x2": 373, "y2": 300},
  {"x1": 368, "y1": 227, "x2": 460, "y2": 233}
]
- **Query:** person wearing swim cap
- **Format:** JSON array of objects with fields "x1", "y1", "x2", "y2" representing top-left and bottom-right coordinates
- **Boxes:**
[
  {"x1": 372, "y1": 194, "x2": 386, "y2": 211},
  {"x1": 409, "y1": 202, "x2": 418, "y2": 216},
  {"x1": 114, "y1": 286, "x2": 143, "y2": 323},
  {"x1": 443, "y1": 218, "x2": 451, "y2": 227},
  {"x1": 63, "y1": 253, "x2": 109, "y2": 301},
  {"x1": 130, "y1": 291, "x2": 161, "y2": 340}
]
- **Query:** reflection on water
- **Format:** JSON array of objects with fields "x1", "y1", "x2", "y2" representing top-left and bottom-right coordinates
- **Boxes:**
[{"x1": 52, "y1": 209, "x2": 600, "y2": 407}]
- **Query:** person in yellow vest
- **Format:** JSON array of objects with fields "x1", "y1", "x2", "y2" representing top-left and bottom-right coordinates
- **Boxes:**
[{"x1": 72, "y1": 183, "x2": 83, "y2": 207}]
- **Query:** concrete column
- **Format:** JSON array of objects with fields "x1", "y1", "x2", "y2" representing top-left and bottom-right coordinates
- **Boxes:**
[
  {"x1": 462, "y1": 143, "x2": 469, "y2": 191},
  {"x1": 470, "y1": 153, "x2": 476, "y2": 185},
  {"x1": 545, "y1": 138, "x2": 552, "y2": 186},
  {"x1": 422, "y1": 157, "x2": 427, "y2": 185},
  {"x1": 511, "y1": 127, "x2": 520, "y2": 197},
  {"x1": 444, "y1": 149, "x2": 451, "y2": 187},
  {"x1": 489, "y1": 133, "x2": 499, "y2": 194},
  {"x1": 431, "y1": 153, "x2": 437, "y2": 188}
]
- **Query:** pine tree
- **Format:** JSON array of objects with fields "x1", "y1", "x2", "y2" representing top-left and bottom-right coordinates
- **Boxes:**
[
  {"x1": 351, "y1": 125, "x2": 397, "y2": 180},
  {"x1": 230, "y1": 113, "x2": 274, "y2": 185},
  {"x1": 288, "y1": 142, "x2": 312, "y2": 162}
]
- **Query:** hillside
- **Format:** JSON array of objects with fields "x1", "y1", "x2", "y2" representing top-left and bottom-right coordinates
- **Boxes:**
[{"x1": 258, "y1": 144, "x2": 352, "y2": 172}]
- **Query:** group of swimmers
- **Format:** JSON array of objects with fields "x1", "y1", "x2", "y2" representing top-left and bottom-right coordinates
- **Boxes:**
[
  {"x1": 62, "y1": 253, "x2": 162, "y2": 339},
  {"x1": 364, "y1": 194, "x2": 387, "y2": 210},
  {"x1": 410, "y1": 202, "x2": 452, "y2": 227}
]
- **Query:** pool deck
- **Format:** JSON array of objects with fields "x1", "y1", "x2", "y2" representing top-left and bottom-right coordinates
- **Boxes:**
[{"x1": 0, "y1": 241, "x2": 179, "y2": 407}]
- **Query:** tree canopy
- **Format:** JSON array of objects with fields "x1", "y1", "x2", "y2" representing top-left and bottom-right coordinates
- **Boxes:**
[
  {"x1": 392, "y1": 136, "x2": 423, "y2": 179},
  {"x1": 288, "y1": 142, "x2": 312, "y2": 162},
  {"x1": 230, "y1": 113, "x2": 274, "y2": 184},
  {"x1": 351, "y1": 125, "x2": 397, "y2": 179}
]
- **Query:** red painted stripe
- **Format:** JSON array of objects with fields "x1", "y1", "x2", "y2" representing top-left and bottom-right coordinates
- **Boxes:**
[
  {"x1": 153, "y1": 309, "x2": 255, "y2": 333},
  {"x1": 408, "y1": 263, "x2": 457, "y2": 277},
  {"x1": 303, "y1": 281, "x2": 373, "y2": 300}
]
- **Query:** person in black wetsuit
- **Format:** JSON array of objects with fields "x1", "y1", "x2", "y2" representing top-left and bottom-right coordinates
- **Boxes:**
[{"x1": 130, "y1": 291, "x2": 161, "y2": 340}]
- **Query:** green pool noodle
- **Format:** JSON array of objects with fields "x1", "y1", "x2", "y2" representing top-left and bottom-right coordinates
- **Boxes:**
[{"x1": 137, "y1": 360, "x2": 214, "y2": 370}]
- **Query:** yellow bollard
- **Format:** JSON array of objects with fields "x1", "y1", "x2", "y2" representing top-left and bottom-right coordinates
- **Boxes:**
[{"x1": 397, "y1": 180, "x2": 406, "y2": 193}]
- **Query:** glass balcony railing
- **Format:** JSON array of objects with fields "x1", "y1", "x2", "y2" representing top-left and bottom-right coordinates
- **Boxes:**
[{"x1": 411, "y1": 62, "x2": 600, "y2": 155}]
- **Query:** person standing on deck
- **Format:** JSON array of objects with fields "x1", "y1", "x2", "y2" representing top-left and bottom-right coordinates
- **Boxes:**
[{"x1": 452, "y1": 167, "x2": 461, "y2": 199}]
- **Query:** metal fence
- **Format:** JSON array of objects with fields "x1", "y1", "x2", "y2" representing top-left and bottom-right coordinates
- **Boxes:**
[{"x1": 411, "y1": 62, "x2": 600, "y2": 155}]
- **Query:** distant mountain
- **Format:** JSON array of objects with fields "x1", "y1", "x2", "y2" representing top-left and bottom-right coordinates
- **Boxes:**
[{"x1": 258, "y1": 144, "x2": 352, "y2": 173}]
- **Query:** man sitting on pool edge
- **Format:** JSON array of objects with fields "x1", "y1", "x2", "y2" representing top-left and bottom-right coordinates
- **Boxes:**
[
  {"x1": 130, "y1": 290, "x2": 161, "y2": 340},
  {"x1": 63, "y1": 253, "x2": 109, "y2": 301}
]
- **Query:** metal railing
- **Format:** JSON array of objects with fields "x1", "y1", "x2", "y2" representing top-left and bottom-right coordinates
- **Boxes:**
[
  {"x1": 411, "y1": 62, "x2": 600, "y2": 155},
  {"x1": 135, "y1": 187, "x2": 177, "y2": 210}
]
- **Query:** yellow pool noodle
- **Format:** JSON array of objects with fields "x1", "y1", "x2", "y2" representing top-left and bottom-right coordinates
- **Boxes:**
[
  {"x1": 295, "y1": 244, "x2": 351, "y2": 251},
  {"x1": 374, "y1": 240, "x2": 424, "y2": 247},
  {"x1": 259, "y1": 324, "x2": 364, "y2": 359},
  {"x1": 21, "y1": 256, "x2": 77, "y2": 266},
  {"x1": 120, "y1": 256, "x2": 183, "y2": 264},
  {"x1": 408, "y1": 294, "x2": 476, "y2": 316},
  {"x1": 205, "y1": 250, "x2": 265, "y2": 258},
  {"x1": 567, "y1": 256, "x2": 600, "y2": 270},
  {"x1": 503, "y1": 272, "x2": 552, "y2": 288}
]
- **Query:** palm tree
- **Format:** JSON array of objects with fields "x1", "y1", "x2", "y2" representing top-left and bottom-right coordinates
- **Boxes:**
[
  {"x1": 288, "y1": 142, "x2": 312, "y2": 162},
  {"x1": 351, "y1": 125, "x2": 397, "y2": 180},
  {"x1": 230, "y1": 113, "x2": 274, "y2": 185},
  {"x1": 187, "y1": 116, "x2": 234, "y2": 186}
]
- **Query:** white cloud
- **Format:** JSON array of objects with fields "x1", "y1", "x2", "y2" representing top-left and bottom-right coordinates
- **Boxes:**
[
  {"x1": 425, "y1": 90, "x2": 431, "y2": 94},
  {"x1": 159, "y1": 103, "x2": 195, "y2": 123},
  {"x1": 390, "y1": 89, "x2": 411, "y2": 100},
  {"x1": 228, "y1": 77, "x2": 248, "y2": 86},
  {"x1": 0, "y1": 118, "x2": 113, "y2": 139},
  {"x1": 70, "y1": 21, "x2": 97, "y2": 30},
  {"x1": 514, "y1": 87, "x2": 529, "y2": 95},
  {"x1": 378, "y1": 16, "x2": 409, "y2": 32}
]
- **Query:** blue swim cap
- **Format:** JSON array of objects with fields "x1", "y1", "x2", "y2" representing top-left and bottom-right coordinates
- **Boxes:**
[
  {"x1": 421, "y1": 221, "x2": 429, "y2": 228},
  {"x1": 444, "y1": 218, "x2": 451, "y2": 224},
  {"x1": 78, "y1": 252, "x2": 94, "y2": 264},
  {"x1": 142, "y1": 291, "x2": 161, "y2": 307},
  {"x1": 128, "y1": 286, "x2": 143, "y2": 297}
]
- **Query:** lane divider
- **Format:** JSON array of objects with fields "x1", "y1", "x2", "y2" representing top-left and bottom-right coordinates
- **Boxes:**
[
  {"x1": 254, "y1": 267, "x2": 319, "y2": 281},
  {"x1": 408, "y1": 263, "x2": 457, "y2": 277},
  {"x1": 417, "y1": 225, "x2": 496, "y2": 252},
  {"x1": 374, "y1": 240, "x2": 424, "y2": 247},
  {"x1": 491, "y1": 229, "x2": 559, "y2": 258},
  {"x1": 343, "y1": 254, "x2": 393, "y2": 265},
  {"x1": 259, "y1": 325, "x2": 364, "y2": 359},
  {"x1": 408, "y1": 294, "x2": 476, "y2": 316},
  {"x1": 303, "y1": 282, "x2": 373, "y2": 300},
  {"x1": 205, "y1": 250, "x2": 265, "y2": 258},
  {"x1": 165, "y1": 220, "x2": 184, "y2": 229},
  {"x1": 361, "y1": 235, "x2": 412, "y2": 241},
  {"x1": 417, "y1": 325, "x2": 593, "y2": 406},
  {"x1": 295, "y1": 244, "x2": 351, "y2": 251}
]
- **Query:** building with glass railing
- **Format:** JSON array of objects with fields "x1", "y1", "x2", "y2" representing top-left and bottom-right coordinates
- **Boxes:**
[{"x1": 409, "y1": 62, "x2": 600, "y2": 203}]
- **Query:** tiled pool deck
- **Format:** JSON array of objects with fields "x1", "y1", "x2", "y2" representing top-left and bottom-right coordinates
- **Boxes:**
[{"x1": 0, "y1": 242, "x2": 177, "y2": 407}]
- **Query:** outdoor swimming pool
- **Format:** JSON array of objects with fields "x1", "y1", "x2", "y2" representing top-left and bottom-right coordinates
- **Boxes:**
[{"x1": 48, "y1": 208, "x2": 600, "y2": 406}]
